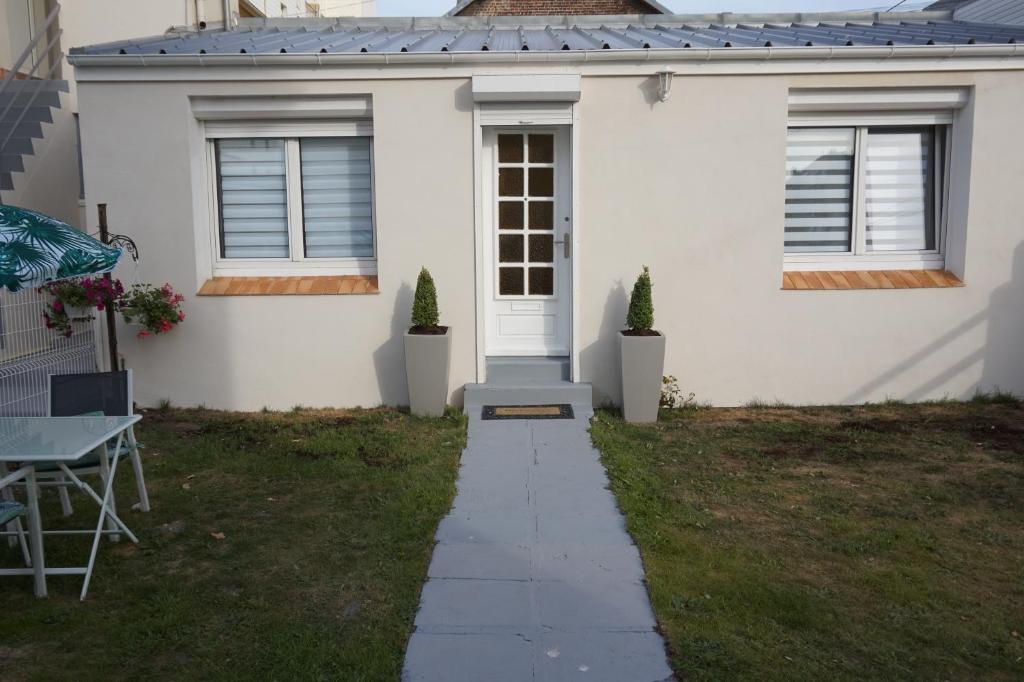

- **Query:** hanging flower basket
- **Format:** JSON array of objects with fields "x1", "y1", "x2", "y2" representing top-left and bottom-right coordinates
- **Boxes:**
[
  {"x1": 39, "y1": 276, "x2": 124, "y2": 338},
  {"x1": 119, "y1": 283, "x2": 185, "y2": 339}
]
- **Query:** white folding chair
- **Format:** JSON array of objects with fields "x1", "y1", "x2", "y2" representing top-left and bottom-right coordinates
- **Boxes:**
[
  {"x1": 34, "y1": 370, "x2": 151, "y2": 523},
  {"x1": 0, "y1": 464, "x2": 43, "y2": 596},
  {"x1": 1, "y1": 463, "x2": 32, "y2": 566}
]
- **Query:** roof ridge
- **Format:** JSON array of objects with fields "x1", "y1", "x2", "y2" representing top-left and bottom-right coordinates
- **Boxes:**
[{"x1": 444, "y1": 0, "x2": 674, "y2": 17}]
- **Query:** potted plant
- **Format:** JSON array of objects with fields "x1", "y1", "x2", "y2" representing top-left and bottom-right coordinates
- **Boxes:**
[
  {"x1": 404, "y1": 268, "x2": 450, "y2": 417},
  {"x1": 119, "y1": 283, "x2": 185, "y2": 339},
  {"x1": 620, "y1": 266, "x2": 665, "y2": 423},
  {"x1": 40, "y1": 276, "x2": 124, "y2": 338}
]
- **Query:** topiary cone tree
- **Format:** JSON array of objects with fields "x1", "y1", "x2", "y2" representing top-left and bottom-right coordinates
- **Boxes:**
[
  {"x1": 626, "y1": 265, "x2": 655, "y2": 333},
  {"x1": 411, "y1": 267, "x2": 440, "y2": 331},
  {"x1": 621, "y1": 265, "x2": 664, "y2": 422},
  {"x1": 405, "y1": 267, "x2": 450, "y2": 416}
]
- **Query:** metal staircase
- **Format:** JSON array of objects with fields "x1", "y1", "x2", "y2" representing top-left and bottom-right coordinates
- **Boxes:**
[{"x1": 0, "y1": 2, "x2": 69, "y2": 194}]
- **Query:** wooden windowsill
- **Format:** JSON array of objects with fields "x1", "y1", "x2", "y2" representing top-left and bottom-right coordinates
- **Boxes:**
[
  {"x1": 197, "y1": 275, "x2": 379, "y2": 296},
  {"x1": 782, "y1": 270, "x2": 963, "y2": 290}
]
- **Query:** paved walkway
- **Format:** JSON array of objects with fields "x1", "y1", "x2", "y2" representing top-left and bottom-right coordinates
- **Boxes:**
[{"x1": 403, "y1": 405, "x2": 673, "y2": 682}]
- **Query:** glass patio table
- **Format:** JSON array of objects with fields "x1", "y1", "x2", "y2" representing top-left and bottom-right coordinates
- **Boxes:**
[{"x1": 0, "y1": 416, "x2": 142, "y2": 598}]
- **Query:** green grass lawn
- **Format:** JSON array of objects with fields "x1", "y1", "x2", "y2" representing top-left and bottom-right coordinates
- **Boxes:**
[
  {"x1": 592, "y1": 400, "x2": 1024, "y2": 681},
  {"x1": 1, "y1": 407, "x2": 466, "y2": 681}
]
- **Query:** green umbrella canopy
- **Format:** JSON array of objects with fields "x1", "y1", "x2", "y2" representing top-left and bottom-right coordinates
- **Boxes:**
[{"x1": 0, "y1": 205, "x2": 122, "y2": 292}]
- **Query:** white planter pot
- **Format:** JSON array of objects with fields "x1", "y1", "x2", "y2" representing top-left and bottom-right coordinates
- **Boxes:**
[
  {"x1": 404, "y1": 328, "x2": 451, "y2": 417},
  {"x1": 65, "y1": 305, "x2": 92, "y2": 320},
  {"x1": 620, "y1": 331, "x2": 666, "y2": 423}
]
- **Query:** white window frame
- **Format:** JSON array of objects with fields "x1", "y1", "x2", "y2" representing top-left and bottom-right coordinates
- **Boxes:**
[
  {"x1": 784, "y1": 86, "x2": 969, "y2": 273},
  {"x1": 204, "y1": 119, "x2": 377, "y2": 277}
]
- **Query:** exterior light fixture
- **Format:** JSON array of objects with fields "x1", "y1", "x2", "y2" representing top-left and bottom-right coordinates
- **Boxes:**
[{"x1": 656, "y1": 68, "x2": 675, "y2": 103}]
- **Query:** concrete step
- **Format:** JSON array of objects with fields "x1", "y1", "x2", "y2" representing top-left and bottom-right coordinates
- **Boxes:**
[
  {"x1": 486, "y1": 356, "x2": 570, "y2": 385},
  {"x1": 0, "y1": 155, "x2": 25, "y2": 172},
  {"x1": 0, "y1": 79, "x2": 68, "y2": 95},
  {"x1": 0, "y1": 106, "x2": 53, "y2": 124},
  {"x1": 464, "y1": 381, "x2": 592, "y2": 412},
  {"x1": 0, "y1": 91, "x2": 61, "y2": 108},
  {"x1": 0, "y1": 137, "x2": 35, "y2": 154}
]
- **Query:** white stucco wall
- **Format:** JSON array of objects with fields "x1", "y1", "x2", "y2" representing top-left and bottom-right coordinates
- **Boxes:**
[
  {"x1": 78, "y1": 78, "x2": 477, "y2": 410},
  {"x1": 579, "y1": 70, "x2": 1024, "y2": 406},
  {"x1": 74, "y1": 65, "x2": 1024, "y2": 410}
]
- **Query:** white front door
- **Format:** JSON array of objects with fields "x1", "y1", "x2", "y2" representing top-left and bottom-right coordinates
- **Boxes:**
[{"x1": 483, "y1": 127, "x2": 572, "y2": 357}]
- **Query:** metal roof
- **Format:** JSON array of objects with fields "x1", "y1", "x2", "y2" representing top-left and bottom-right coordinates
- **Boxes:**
[
  {"x1": 954, "y1": 0, "x2": 1024, "y2": 26},
  {"x1": 68, "y1": 12, "x2": 1024, "y2": 58}
]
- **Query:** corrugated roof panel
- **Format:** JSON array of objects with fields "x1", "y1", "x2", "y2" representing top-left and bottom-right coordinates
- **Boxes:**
[
  {"x1": 955, "y1": 0, "x2": 1024, "y2": 26},
  {"x1": 72, "y1": 15, "x2": 1024, "y2": 57},
  {"x1": 651, "y1": 24, "x2": 729, "y2": 48}
]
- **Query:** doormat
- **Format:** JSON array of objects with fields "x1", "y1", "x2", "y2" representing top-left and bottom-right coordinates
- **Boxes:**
[{"x1": 482, "y1": 404, "x2": 575, "y2": 420}]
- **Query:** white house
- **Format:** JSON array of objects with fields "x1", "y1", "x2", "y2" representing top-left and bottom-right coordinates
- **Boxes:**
[{"x1": 66, "y1": 3, "x2": 1024, "y2": 410}]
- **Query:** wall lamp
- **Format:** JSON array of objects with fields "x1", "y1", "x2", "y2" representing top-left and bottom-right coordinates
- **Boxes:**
[{"x1": 656, "y1": 68, "x2": 675, "y2": 103}]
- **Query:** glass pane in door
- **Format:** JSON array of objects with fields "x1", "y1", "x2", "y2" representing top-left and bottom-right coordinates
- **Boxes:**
[
  {"x1": 528, "y1": 134, "x2": 554, "y2": 163},
  {"x1": 529, "y1": 234, "x2": 553, "y2": 263},
  {"x1": 498, "y1": 134, "x2": 524, "y2": 163},
  {"x1": 529, "y1": 202, "x2": 553, "y2": 230},
  {"x1": 528, "y1": 168, "x2": 554, "y2": 197},
  {"x1": 499, "y1": 168, "x2": 523, "y2": 197},
  {"x1": 499, "y1": 202, "x2": 524, "y2": 230},
  {"x1": 499, "y1": 267, "x2": 524, "y2": 295},
  {"x1": 499, "y1": 234, "x2": 524, "y2": 263},
  {"x1": 529, "y1": 268, "x2": 554, "y2": 296}
]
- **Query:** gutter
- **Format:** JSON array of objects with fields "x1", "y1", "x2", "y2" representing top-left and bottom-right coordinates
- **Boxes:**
[{"x1": 66, "y1": 43, "x2": 1024, "y2": 68}]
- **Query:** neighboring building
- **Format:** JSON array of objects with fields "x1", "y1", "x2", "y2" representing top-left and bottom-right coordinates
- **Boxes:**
[
  {"x1": 449, "y1": 0, "x2": 669, "y2": 15},
  {"x1": 0, "y1": 1, "x2": 240, "y2": 228},
  {"x1": 925, "y1": 0, "x2": 1024, "y2": 24},
  {"x1": 67, "y1": 10, "x2": 1024, "y2": 411},
  {"x1": 0, "y1": 0, "x2": 373, "y2": 228},
  {"x1": 314, "y1": 0, "x2": 378, "y2": 17},
  {"x1": 240, "y1": 0, "x2": 377, "y2": 18}
]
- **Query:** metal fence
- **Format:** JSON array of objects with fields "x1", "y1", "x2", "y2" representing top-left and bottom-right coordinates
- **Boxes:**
[{"x1": 0, "y1": 288, "x2": 98, "y2": 416}]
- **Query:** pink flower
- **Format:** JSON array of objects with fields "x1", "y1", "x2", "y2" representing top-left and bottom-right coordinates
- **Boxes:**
[
  {"x1": 137, "y1": 330, "x2": 151, "y2": 339},
  {"x1": 177, "y1": 312, "x2": 186, "y2": 322},
  {"x1": 52, "y1": 300, "x2": 63, "y2": 311}
]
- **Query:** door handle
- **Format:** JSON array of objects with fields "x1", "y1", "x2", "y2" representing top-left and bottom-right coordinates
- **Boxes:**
[{"x1": 554, "y1": 232, "x2": 571, "y2": 259}]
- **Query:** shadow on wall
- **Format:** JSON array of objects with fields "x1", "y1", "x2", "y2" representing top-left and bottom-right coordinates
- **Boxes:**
[
  {"x1": 373, "y1": 281, "x2": 413, "y2": 407},
  {"x1": 580, "y1": 281, "x2": 628, "y2": 407},
  {"x1": 453, "y1": 81, "x2": 474, "y2": 113},
  {"x1": 843, "y1": 241, "x2": 1024, "y2": 403},
  {"x1": 636, "y1": 75, "x2": 662, "y2": 109}
]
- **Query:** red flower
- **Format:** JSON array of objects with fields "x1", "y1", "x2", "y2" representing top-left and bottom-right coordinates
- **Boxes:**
[{"x1": 137, "y1": 330, "x2": 151, "y2": 339}]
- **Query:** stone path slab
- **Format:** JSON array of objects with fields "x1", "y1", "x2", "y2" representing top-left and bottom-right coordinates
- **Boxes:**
[{"x1": 403, "y1": 405, "x2": 673, "y2": 682}]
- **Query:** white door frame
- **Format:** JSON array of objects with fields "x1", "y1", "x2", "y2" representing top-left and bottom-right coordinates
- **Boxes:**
[
  {"x1": 482, "y1": 126, "x2": 571, "y2": 358},
  {"x1": 473, "y1": 102, "x2": 581, "y2": 382}
]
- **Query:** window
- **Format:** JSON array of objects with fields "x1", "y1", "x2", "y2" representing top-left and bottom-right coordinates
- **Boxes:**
[
  {"x1": 213, "y1": 135, "x2": 375, "y2": 266},
  {"x1": 785, "y1": 124, "x2": 949, "y2": 268}
]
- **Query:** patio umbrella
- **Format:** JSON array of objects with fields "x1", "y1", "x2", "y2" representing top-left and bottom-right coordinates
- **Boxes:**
[{"x1": 0, "y1": 205, "x2": 122, "y2": 292}]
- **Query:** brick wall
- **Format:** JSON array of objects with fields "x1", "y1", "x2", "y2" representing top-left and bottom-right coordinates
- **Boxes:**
[{"x1": 455, "y1": 0, "x2": 661, "y2": 15}]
